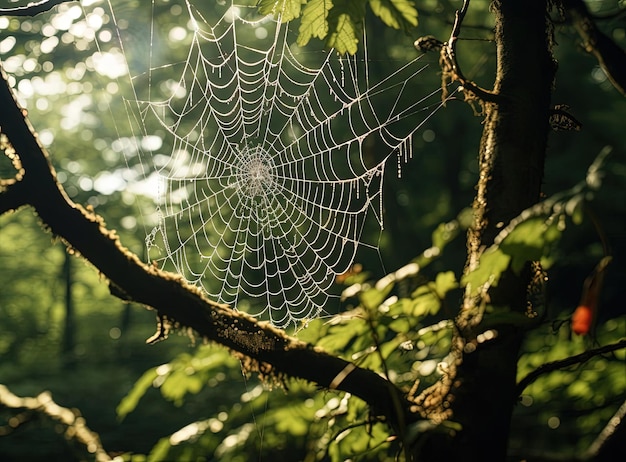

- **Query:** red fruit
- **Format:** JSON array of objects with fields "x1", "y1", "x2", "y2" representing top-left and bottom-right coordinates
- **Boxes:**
[
  {"x1": 571, "y1": 305, "x2": 593, "y2": 336},
  {"x1": 571, "y1": 256, "x2": 611, "y2": 337}
]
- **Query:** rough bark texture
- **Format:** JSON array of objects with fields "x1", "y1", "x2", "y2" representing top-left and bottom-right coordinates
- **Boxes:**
[
  {"x1": 421, "y1": 1, "x2": 556, "y2": 460},
  {"x1": 461, "y1": 1, "x2": 553, "y2": 460}
]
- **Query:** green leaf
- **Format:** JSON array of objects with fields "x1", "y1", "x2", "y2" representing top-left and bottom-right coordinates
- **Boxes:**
[
  {"x1": 412, "y1": 290, "x2": 440, "y2": 318},
  {"x1": 295, "y1": 317, "x2": 327, "y2": 343},
  {"x1": 461, "y1": 247, "x2": 511, "y2": 296},
  {"x1": 326, "y1": 0, "x2": 366, "y2": 54},
  {"x1": 433, "y1": 271, "x2": 457, "y2": 299},
  {"x1": 271, "y1": 406, "x2": 312, "y2": 436},
  {"x1": 566, "y1": 195, "x2": 585, "y2": 225},
  {"x1": 388, "y1": 297, "x2": 412, "y2": 317},
  {"x1": 431, "y1": 219, "x2": 460, "y2": 252},
  {"x1": 258, "y1": 0, "x2": 304, "y2": 22},
  {"x1": 161, "y1": 368, "x2": 205, "y2": 406},
  {"x1": 360, "y1": 283, "x2": 393, "y2": 311},
  {"x1": 368, "y1": 0, "x2": 418, "y2": 31},
  {"x1": 345, "y1": 394, "x2": 367, "y2": 422},
  {"x1": 317, "y1": 318, "x2": 368, "y2": 352},
  {"x1": 499, "y1": 217, "x2": 562, "y2": 273},
  {"x1": 383, "y1": 298, "x2": 417, "y2": 333},
  {"x1": 117, "y1": 367, "x2": 160, "y2": 420},
  {"x1": 379, "y1": 335, "x2": 404, "y2": 358},
  {"x1": 567, "y1": 379, "x2": 593, "y2": 399},
  {"x1": 147, "y1": 437, "x2": 174, "y2": 462},
  {"x1": 298, "y1": 0, "x2": 333, "y2": 46},
  {"x1": 388, "y1": 315, "x2": 411, "y2": 333}
]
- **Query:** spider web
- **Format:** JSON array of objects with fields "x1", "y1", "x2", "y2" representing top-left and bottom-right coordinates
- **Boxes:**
[{"x1": 107, "y1": 0, "x2": 447, "y2": 328}]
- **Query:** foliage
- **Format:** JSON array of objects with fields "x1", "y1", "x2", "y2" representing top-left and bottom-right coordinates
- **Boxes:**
[
  {"x1": 108, "y1": 147, "x2": 623, "y2": 460},
  {"x1": 463, "y1": 148, "x2": 609, "y2": 298},
  {"x1": 260, "y1": 0, "x2": 418, "y2": 54},
  {"x1": 0, "y1": 0, "x2": 625, "y2": 461}
]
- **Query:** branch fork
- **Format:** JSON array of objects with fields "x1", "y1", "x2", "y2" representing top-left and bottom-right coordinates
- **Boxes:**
[{"x1": 416, "y1": 0, "x2": 500, "y2": 106}]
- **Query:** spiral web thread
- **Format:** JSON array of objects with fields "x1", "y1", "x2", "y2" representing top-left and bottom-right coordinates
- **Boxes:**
[{"x1": 113, "y1": 1, "x2": 446, "y2": 328}]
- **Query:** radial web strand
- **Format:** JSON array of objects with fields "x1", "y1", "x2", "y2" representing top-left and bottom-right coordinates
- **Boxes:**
[{"x1": 105, "y1": 1, "x2": 448, "y2": 328}]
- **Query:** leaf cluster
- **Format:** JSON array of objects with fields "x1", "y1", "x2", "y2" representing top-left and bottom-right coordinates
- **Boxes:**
[{"x1": 258, "y1": 0, "x2": 418, "y2": 54}]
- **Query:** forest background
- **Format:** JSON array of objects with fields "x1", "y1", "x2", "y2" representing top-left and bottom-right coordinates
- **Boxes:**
[{"x1": 0, "y1": 0, "x2": 625, "y2": 461}]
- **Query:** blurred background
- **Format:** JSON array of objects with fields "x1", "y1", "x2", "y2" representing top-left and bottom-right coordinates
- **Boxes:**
[{"x1": 0, "y1": 0, "x2": 624, "y2": 460}]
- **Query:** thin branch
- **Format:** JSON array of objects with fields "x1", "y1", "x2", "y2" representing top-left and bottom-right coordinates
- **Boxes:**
[
  {"x1": 0, "y1": 384, "x2": 112, "y2": 462},
  {"x1": 516, "y1": 338, "x2": 626, "y2": 397},
  {"x1": 512, "y1": 397, "x2": 626, "y2": 461},
  {"x1": 563, "y1": 0, "x2": 626, "y2": 96},
  {"x1": 0, "y1": 0, "x2": 76, "y2": 17},
  {"x1": 0, "y1": 63, "x2": 418, "y2": 432},
  {"x1": 414, "y1": 5, "x2": 494, "y2": 32},
  {"x1": 585, "y1": 399, "x2": 626, "y2": 460},
  {"x1": 440, "y1": 0, "x2": 501, "y2": 103}
]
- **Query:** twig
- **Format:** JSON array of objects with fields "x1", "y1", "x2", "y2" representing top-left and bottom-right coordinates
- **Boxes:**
[
  {"x1": 516, "y1": 338, "x2": 626, "y2": 397},
  {"x1": 585, "y1": 399, "x2": 626, "y2": 460},
  {"x1": 0, "y1": 384, "x2": 112, "y2": 461},
  {"x1": 440, "y1": 0, "x2": 501, "y2": 103},
  {"x1": 563, "y1": 0, "x2": 626, "y2": 96},
  {"x1": 0, "y1": 0, "x2": 76, "y2": 17}
]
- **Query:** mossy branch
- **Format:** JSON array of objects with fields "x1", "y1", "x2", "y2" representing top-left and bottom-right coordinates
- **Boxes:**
[
  {"x1": 0, "y1": 0, "x2": 77, "y2": 17},
  {"x1": 0, "y1": 63, "x2": 418, "y2": 434}
]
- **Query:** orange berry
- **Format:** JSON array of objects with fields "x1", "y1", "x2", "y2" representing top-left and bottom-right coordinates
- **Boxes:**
[{"x1": 571, "y1": 305, "x2": 592, "y2": 335}]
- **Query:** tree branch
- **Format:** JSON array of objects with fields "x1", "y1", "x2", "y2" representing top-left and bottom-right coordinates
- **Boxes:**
[
  {"x1": 439, "y1": 0, "x2": 501, "y2": 103},
  {"x1": 0, "y1": 384, "x2": 111, "y2": 462},
  {"x1": 0, "y1": 64, "x2": 418, "y2": 433},
  {"x1": 0, "y1": 0, "x2": 76, "y2": 17},
  {"x1": 563, "y1": 0, "x2": 626, "y2": 96},
  {"x1": 516, "y1": 338, "x2": 626, "y2": 397},
  {"x1": 585, "y1": 399, "x2": 626, "y2": 461}
]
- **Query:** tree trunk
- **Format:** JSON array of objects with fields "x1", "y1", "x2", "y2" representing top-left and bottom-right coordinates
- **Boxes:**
[{"x1": 421, "y1": 1, "x2": 555, "y2": 460}]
